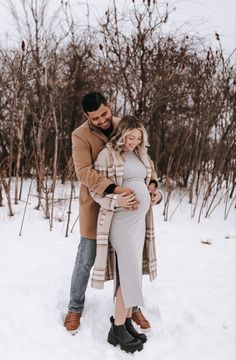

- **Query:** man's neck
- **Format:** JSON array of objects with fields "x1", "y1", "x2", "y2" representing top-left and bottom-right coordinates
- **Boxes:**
[{"x1": 100, "y1": 122, "x2": 114, "y2": 138}]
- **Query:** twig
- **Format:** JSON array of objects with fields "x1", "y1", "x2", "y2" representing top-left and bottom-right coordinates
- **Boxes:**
[
  {"x1": 65, "y1": 180, "x2": 74, "y2": 237},
  {"x1": 19, "y1": 178, "x2": 33, "y2": 236},
  {"x1": 70, "y1": 214, "x2": 79, "y2": 233},
  {"x1": 224, "y1": 193, "x2": 236, "y2": 220},
  {"x1": 169, "y1": 191, "x2": 186, "y2": 221}
]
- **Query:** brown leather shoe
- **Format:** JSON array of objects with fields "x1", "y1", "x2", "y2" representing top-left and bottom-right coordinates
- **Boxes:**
[
  {"x1": 64, "y1": 312, "x2": 81, "y2": 334},
  {"x1": 131, "y1": 308, "x2": 151, "y2": 331}
]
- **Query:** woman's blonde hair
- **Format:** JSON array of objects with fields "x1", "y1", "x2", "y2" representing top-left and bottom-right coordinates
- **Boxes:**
[{"x1": 110, "y1": 115, "x2": 149, "y2": 155}]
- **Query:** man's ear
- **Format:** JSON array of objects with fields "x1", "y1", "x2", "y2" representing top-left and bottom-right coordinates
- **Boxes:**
[{"x1": 107, "y1": 103, "x2": 112, "y2": 110}]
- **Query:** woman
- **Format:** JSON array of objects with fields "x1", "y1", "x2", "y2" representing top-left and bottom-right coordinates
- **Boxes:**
[{"x1": 90, "y1": 115, "x2": 162, "y2": 353}]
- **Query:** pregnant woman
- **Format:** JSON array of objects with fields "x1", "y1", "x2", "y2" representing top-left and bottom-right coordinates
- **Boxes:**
[{"x1": 90, "y1": 115, "x2": 162, "y2": 353}]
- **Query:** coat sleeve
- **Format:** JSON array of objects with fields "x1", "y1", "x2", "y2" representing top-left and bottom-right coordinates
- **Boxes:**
[
  {"x1": 91, "y1": 192, "x2": 118, "y2": 211},
  {"x1": 89, "y1": 149, "x2": 118, "y2": 211},
  {"x1": 72, "y1": 131, "x2": 113, "y2": 196}
]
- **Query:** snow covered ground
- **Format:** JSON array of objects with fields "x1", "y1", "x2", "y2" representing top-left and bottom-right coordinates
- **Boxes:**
[{"x1": 0, "y1": 181, "x2": 235, "y2": 360}]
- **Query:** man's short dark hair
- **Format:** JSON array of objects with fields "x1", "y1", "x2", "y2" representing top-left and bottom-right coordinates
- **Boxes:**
[{"x1": 82, "y1": 92, "x2": 108, "y2": 113}]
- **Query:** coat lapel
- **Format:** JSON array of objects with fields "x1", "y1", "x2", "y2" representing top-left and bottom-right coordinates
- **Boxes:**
[
  {"x1": 92, "y1": 129, "x2": 108, "y2": 144},
  {"x1": 113, "y1": 155, "x2": 124, "y2": 187},
  {"x1": 106, "y1": 144, "x2": 124, "y2": 187}
]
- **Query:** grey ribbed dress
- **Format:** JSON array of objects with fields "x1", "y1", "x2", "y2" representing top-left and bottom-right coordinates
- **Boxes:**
[{"x1": 109, "y1": 150, "x2": 151, "y2": 308}]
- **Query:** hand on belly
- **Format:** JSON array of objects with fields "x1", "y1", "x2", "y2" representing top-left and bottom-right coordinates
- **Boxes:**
[{"x1": 124, "y1": 182, "x2": 150, "y2": 213}]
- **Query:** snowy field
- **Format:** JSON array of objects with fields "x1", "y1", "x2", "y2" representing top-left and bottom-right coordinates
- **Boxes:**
[{"x1": 0, "y1": 181, "x2": 235, "y2": 360}]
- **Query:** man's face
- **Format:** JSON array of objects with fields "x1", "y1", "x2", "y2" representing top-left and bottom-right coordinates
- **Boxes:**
[{"x1": 85, "y1": 104, "x2": 112, "y2": 130}]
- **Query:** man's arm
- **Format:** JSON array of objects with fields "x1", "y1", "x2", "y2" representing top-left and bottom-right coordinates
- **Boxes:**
[{"x1": 72, "y1": 132, "x2": 113, "y2": 196}]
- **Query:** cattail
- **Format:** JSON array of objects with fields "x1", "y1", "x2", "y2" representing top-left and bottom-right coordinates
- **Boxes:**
[{"x1": 21, "y1": 40, "x2": 25, "y2": 51}]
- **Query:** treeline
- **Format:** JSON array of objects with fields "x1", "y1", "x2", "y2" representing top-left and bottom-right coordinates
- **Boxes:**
[{"x1": 0, "y1": 0, "x2": 235, "y2": 221}]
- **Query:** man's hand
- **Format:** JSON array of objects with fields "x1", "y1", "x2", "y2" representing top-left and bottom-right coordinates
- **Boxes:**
[
  {"x1": 114, "y1": 186, "x2": 134, "y2": 195},
  {"x1": 148, "y1": 183, "x2": 162, "y2": 206}
]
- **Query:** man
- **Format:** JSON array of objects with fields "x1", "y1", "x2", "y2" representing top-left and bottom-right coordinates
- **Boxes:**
[{"x1": 64, "y1": 92, "x2": 161, "y2": 334}]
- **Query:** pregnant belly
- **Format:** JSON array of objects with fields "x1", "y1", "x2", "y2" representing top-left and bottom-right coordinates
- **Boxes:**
[{"x1": 122, "y1": 179, "x2": 150, "y2": 215}]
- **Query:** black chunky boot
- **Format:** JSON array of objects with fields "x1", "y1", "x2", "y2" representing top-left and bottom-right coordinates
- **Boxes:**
[
  {"x1": 125, "y1": 317, "x2": 147, "y2": 343},
  {"x1": 107, "y1": 316, "x2": 143, "y2": 353}
]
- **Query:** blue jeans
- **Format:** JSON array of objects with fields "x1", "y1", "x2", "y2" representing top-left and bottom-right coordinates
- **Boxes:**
[
  {"x1": 68, "y1": 236, "x2": 138, "y2": 314},
  {"x1": 68, "y1": 236, "x2": 96, "y2": 313}
]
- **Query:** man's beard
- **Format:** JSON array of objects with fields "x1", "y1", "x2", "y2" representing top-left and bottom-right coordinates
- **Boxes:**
[{"x1": 97, "y1": 118, "x2": 112, "y2": 130}]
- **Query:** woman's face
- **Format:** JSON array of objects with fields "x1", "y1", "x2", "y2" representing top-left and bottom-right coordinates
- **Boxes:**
[{"x1": 123, "y1": 128, "x2": 143, "y2": 151}]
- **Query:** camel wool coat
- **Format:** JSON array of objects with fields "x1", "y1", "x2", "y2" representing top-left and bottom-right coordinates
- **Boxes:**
[
  {"x1": 90, "y1": 143, "x2": 158, "y2": 289},
  {"x1": 72, "y1": 117, "x2": 120, "y2": 239}
]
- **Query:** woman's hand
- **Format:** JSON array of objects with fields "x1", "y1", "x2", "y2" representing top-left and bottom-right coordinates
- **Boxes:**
[{"x1": 116, "y1": 192, "x2": 139, "y2": 209}]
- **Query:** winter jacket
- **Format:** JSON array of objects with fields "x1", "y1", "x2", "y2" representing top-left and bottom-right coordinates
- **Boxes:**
[{"x1": 72, "y1": 117, "x2": 120, "y2": 239}]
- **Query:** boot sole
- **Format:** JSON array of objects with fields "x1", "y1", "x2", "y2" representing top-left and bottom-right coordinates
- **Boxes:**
[
  {"x1": 107, "y1": 334, "x2": 143, "y2": 353},
  {"x1": 139, "y1": 327, "x2": 151, "y2": 334},
  {"x1": 65, "y1": 327, "x2": 80, "y2": 335},
  {"x1": 132, "y1": 323, "x2": 151, "y2": 333}
]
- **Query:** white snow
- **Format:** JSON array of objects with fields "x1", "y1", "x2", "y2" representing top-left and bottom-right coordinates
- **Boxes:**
[{"x1": 0, "y1": 180, "x2": 235, "y2": 360}]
